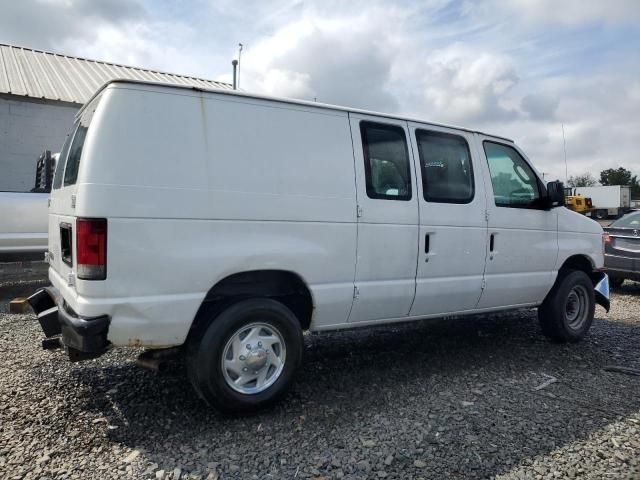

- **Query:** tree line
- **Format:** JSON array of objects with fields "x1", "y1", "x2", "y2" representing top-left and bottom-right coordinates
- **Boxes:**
[{"x1": 567, "y1": 167, "x2": 640, "y2": 198}]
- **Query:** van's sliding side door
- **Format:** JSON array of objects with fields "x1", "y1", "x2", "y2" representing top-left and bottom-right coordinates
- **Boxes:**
[
  {"x1": 407, "y1": 124, "x2": 488, "y2": 316},
  {"x1": 347, "y1": 114, "x2": 419, "y2": 324}
]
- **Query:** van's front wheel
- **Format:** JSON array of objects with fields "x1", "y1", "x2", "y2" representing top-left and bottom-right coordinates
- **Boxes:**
[
  {"x1": 538, "y1": 270, "x2": 595, "y2": 342},
  {"x1": 186, "y1": 298, "x2": 303, "y2": 413}
]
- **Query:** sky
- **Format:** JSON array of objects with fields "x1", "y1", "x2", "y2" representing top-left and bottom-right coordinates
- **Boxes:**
[{"x1": 2, "y1": 0, "x2": 639, "y2": 182}]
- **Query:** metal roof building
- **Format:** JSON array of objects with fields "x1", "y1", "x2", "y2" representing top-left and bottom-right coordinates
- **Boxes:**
[
  {"x1": 0, "y1": 43, "x2": 232, "y2": 105},
  {"x1": 0, "y1": 43, "x2": 232, "y2": 191}
]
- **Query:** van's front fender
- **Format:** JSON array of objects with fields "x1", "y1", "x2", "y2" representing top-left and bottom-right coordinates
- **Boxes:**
[{"x1": 590, "y1": 271, "x2": 610, "y2": 313}]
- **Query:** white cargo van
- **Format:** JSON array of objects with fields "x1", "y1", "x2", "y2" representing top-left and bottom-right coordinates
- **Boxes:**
[{"x1": 29, "y1": 80, "x2": 609, "y2": 412}]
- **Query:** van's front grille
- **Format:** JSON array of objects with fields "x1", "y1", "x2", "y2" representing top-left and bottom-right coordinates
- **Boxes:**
[{"x1": 60, "y1": 223, "x2": 73, "y2": 266}]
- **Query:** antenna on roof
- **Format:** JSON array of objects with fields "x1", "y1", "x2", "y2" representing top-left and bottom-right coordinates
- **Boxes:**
[
  {"x1": 237, "y1": 43, "x2": 243, "y2": 89},
  {"x1": 562, "y1": 123, "x2": 568, "y2": 183}
]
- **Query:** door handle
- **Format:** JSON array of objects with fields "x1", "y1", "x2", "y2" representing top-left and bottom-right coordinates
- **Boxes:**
[
  {"x1": 424, "y1": 233, "x2": 430, "y2": 262},
  {"x1": 489, "y1": 234, "x2": 495, "y2": 260}
]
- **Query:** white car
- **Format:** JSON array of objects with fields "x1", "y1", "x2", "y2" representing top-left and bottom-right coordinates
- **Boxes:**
[
  {"x1": 0, "y1": 191, "x2": 49, "y2": 256},
  {"x1": 29, "y1": 80, "x2": 609, "y2": 412},
  {"x1": 0, "y1": 151, "x2": 57, "y2": 258}
]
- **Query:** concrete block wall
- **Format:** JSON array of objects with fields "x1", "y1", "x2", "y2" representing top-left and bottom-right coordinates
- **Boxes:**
[{"x1": 0, "y1": 95, "x2": 79, "y2": 192}]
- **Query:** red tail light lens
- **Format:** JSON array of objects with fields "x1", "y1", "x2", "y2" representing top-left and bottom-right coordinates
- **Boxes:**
[
  {"x1": 602, "y1": 233, "x2": 611, "y2": 253},
  {"x1": 76, "y1": 218, "x2": 107, "y2": 280}
]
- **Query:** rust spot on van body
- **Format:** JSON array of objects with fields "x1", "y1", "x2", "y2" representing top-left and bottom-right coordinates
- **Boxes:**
[{"x1": 126, "y1": 338, "x2": 178, "y2": 348}]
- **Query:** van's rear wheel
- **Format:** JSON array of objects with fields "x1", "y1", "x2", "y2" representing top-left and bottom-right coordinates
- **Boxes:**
[
  {"x1": 186, "y1": 298, "x2": 303, "y2": 413},
  {"x1": 538, "y1": 270, "x2": 595, "y2": 342}
]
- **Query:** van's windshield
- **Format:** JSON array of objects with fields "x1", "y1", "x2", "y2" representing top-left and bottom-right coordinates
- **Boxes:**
[{"x1": 52, "y1": 92, "x2": 103, "y2": 190}]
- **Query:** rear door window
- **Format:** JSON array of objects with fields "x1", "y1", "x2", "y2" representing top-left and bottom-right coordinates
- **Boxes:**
[
  {"x1": 52, "y1": 129, "x2": 74, "y2": 190},
  {"x1": 54, "y1": 92, "x2": 102, "y2": 189},
  {"x1": 611, "y1": 212, "x2": 640, "y2": 228},
  {"x1": 63, "y1": 125, "x2": 88, "y2": 186}
]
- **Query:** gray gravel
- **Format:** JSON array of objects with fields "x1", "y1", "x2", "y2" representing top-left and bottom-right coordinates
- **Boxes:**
[{"x1": 1, "y1": 266, "x2": 639, "y2": 480}]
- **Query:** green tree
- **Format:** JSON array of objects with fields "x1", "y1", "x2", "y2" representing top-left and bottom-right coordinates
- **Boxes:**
[
  {"x1": 600, "y1": 167, "x2": 640, "y2": 198},
  {"x1": 567, "y1": 173, "x2": 597, "y2": 187}
]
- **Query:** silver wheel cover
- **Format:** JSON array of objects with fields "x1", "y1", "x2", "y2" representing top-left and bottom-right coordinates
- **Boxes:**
[{"x1": 221, "y1": 322, "x2": 286, "y2": 394}]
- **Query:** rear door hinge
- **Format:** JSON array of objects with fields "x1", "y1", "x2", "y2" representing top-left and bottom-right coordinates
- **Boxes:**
[
  {"x1": 481, "y1": 279, "x2": 486, "y2": 290},
  {"x1": 484, "y1": 210, "x2": 489, "y2": 222},
  {"x1": 353, "y1": 285, "x2": 360, "y2": 299},
  {"x1": 356, "y1": 205, "x2": 363, "y2": 218}
]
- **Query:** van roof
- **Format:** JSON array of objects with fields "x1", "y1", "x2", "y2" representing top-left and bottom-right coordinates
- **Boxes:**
[{"x1": 80, "y1": 79, "x2": 515, "y2": 143}]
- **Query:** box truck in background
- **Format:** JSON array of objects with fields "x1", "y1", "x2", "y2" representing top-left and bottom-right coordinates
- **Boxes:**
[{"x1": 574, "y1": 185, "x2": 631, "y2": 219}]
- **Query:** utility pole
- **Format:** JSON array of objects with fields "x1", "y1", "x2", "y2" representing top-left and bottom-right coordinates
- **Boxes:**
[{"x1": 231, "y1": 60, "x2": 238, "y2": 90}]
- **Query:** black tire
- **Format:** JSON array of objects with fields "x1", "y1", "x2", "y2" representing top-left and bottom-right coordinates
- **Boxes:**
[
  {"x1": 610, "y1": 277, "x2": 624, "y2": 289},
  {"x1": 186, "y1": 298, "x2": 303, "y2": 413},
  {"x1": 538, "y1": 270, "x2": 595, "y2": 343},
  {"x1": 595, "y1": 210, "x2": 607, "y2": 220}
]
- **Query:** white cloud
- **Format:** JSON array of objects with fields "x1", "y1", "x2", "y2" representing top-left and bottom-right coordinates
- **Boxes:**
[
  {"x1": 521, "y1": 94, "x2": 558, "y2": 121},
  {"x1": 410, "y1": 44, "x2": 520, "y2": 124},
  {"x1": 240, "y1": 8, "x2": 404, "y2": 111},
  {"x1": 496, "y1": 0, "x2": 640, "y2": 25},
  {"x1": 61, "y1": 21, "x2": 201, "y2": 75},
  {"x1": 260, "y1": 69, "x2": 314, "y2": 99},
  {"x1": 0, "y1": 0, "x2": 147, "y2": 50},
  {"x1": 0, "y1": 0, "x2": 638, "y2": 182}
]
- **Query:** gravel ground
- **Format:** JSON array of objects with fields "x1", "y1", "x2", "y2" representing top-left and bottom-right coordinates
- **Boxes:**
[{"x1": 1, "y1": 266, "x2": 639, "y2": 480}]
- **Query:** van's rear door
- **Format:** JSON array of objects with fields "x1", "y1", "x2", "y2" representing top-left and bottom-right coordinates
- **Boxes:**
[{"x1": 48, "y1": 94, "x2": 102, "y2": 284}]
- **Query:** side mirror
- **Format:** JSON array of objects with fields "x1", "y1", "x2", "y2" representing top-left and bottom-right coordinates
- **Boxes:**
[{"x1": 546, "y1": 180, "x2": 565, "y2": 209}]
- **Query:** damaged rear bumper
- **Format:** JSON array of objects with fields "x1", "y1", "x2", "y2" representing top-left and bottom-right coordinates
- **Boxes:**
[{"x1": 27, "y1": 287, "x2": 111, "y2": 361}]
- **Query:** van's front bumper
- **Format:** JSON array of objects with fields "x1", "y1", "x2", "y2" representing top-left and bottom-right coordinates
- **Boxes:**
[
  {"x1": 27, "y1": 287, "x2": 111, "y2": 361},
  {"x1": 591, "y1": 271, "x2": 610, "y2": 313}
]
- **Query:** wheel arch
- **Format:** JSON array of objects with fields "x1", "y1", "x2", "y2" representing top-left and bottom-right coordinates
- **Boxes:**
[
  {"x1": 550, "y1": 254, "x2": 609, "y2": 312},
  {"x1": 544, "y1": 254, "x2": 595, "y2": 302},
  {"x1": 559, "y1": 254, "x2": 596, "y2": 275},
  {"x1": 188, "y1": 269, "x2": 315, "y2": 339}
]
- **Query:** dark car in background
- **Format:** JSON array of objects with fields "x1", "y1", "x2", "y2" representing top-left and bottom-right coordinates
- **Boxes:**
[{"x1": 603, "y1": 211, "x2": 640, "y2": 287}]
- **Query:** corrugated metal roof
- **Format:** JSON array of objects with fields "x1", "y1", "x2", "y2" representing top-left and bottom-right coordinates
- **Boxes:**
[{"x1": 0, "y1": 43, "x2": 232, "y2": 105}]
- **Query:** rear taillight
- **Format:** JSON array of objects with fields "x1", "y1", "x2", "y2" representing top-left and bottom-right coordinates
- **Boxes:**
[
  {"x1": 602, "y1": 233, "x2": 611, "y2": 252},
  {"x1": 76, "y1": 218, "x2": 107, "y2": 280}
]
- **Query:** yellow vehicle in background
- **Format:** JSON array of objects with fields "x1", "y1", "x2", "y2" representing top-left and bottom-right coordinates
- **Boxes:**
[{"x1": 564, "y1": 187, "x2": 594, "y2": 215}]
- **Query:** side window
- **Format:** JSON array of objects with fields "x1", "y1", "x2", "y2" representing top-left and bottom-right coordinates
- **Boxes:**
[
  {"x1": 416, "y1": 129, "x2": 474, "y2": 203},
  {"x1": 360, "y1": 122, "x2": 411, "y2": 200},
  {"x1": 484, "y1": 141, "x2": 541, "y2": 208},
  {"x1": 52, "y1": 127, "x2": 75, "y2": 190},
  {"x1": 63, "y1": 125, "x2": 88, "y2": 186}
]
